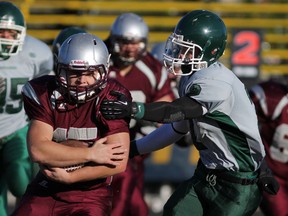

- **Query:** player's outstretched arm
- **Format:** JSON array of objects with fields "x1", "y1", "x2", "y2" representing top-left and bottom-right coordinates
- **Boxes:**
[
  {"x1": 100, "y1": 90, "x2": 204, "y2": 123},
  {"x1": 130, "y1": 120, "x2": 190, "y2": 158}
]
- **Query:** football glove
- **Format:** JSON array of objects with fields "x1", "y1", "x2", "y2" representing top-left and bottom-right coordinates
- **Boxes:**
[
  {"x1": 101, "y1": 90, "x2": 145, "y2": 119},
  {"x1": 257, "y1": 160, "x2": 280, "y2": 195}
]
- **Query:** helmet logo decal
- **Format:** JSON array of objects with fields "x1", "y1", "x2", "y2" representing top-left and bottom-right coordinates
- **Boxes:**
[
  {"x1": 69, "y1": 60, "x2": 89, "y2": 69},
  {"x1": 70, "y1": 60, "x2": 87, "y2": 65},
  {"x1": 211, "y1": 48, "x2": 218, "y2": 55},
  {"x1": 188, "y1": 84, "x2": 201, "y2": 96},
  {"x1": 0, "y1": 19, "x2": 16, "y2": 25}
]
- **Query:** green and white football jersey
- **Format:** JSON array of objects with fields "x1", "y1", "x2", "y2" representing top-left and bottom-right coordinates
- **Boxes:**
[
  {"x1": 178, "y1": 62, "x2": 265, "y2": 172},
  {"x1": 0, "y1": 35, "x2": 53, "y2": 138}
]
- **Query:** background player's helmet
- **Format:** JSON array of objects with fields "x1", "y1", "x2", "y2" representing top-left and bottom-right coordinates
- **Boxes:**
[
  {"x1": 163, "y1": 10, "x2": 227, "y2": 76},
  {"x1": 56, "y1": 33, "x2": 110, "y2": 103},
  {"x1": 52, "y1": 26, "x2": 87, "y2": 71},
  {"x1": 109, "y1": 13, "x2": 148, "y2": 66},
  {"x1": 0, "y1": 2, "x2": 26, "y2": 57},
  {"x1": 151, "y1": 42, "x2": 166, "y2": 64}
]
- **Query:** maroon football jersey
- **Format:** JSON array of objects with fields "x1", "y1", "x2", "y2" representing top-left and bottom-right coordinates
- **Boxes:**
[
  {"x1": 250, "y1": 80, "x2": 288, "y2": 179},
  {"x1": 22, "y1": 75, "x2": 131, "y2": 143},
  {"x1": 109, "y1": 52, "x2": 174, "y2": 102},
  {"x1": 109, "y1": 52, "x2": 175, "y2": 139}
]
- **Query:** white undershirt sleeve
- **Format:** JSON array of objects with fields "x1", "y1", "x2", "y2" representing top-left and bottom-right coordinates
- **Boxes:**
[{"x1": 136, "y1": 120, "x2": 190, "y2": 154}]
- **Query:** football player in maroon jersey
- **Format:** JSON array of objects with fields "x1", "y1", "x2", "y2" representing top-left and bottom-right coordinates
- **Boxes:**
[
  {"x1": 105, "y1": 13, "x2": 175, "y2": 216},
  {"x1": 12, "y1": 33, "x2": 131, "y2": 216},
  {"x1": 249, "y1": 79, "x2": 288, "y2": 216}
]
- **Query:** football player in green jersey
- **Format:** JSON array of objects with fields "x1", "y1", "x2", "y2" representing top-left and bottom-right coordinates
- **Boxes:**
[
  {"x1": 101, "y1": 10, "x2": 279, "y2": 215},
  {"x1": 0, "y1": 2, "x2": 53, "y2": 215}
]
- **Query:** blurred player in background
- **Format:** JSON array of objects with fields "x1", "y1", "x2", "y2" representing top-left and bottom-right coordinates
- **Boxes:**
[
  {"x1": 0, "y1": 2, "x2": 53, "y2": 215},
  {"x1": 151, "y1": 41, "x2": 178, "y2": 97},
  {"x1": 249, "y1": 79, "x2": 288, "y2": 216},
  {"x1": 52, "y1": 26, "x2": 87, "y2": 72},
  {"x1": 105, "y1": 13, "x2": 175, "y2": 216},
  {"x1": 12, "y1": 33, "x2": 131, "y2": 216}
]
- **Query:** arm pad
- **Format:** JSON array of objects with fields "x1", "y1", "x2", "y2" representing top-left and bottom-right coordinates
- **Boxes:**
[
  {"x1": 136, "y1": 120, "x2": 189, "y2": 154},
  {"x1": 143, "y1": 96, "x2": 203, "y2": 123}
]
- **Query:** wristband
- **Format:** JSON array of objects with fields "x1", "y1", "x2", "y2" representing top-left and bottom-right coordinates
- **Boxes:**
[
  {"x1": 129, "y1": 140, "x2": 140, "y2": 158},
  {"x1": 133, "y1": 102, "x2": 145, "y2": 120}
]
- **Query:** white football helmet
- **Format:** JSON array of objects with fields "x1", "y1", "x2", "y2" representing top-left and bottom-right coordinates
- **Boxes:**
[
  {"x1": 56, "y1": 33, "x2": 110, "y2": 103},
  {"x1": 109, "y1": 13, "x2": 149, "y2": 66}
]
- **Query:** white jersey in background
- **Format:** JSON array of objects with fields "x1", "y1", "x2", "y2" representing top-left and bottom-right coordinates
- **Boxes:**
[{"x1": 0, "y1": 35, "x2": 53, "y2": 138}]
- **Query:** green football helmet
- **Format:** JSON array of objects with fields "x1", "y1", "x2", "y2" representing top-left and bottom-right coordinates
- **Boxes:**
[
  {"x1": 163, "y1": 10, "x2": 227, "y2": 76},
  {"x1": 0, "y1": 2, "x2": 26, "y2": 57},
  {"x1": 52, "y1": 26, "x2": 87, "y2": 57}
]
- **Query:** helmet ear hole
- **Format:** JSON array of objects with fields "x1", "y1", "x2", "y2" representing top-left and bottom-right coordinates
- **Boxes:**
[
  {"x1": 139, "y1": 42, "x2": 145, "y2": 50},
  {"x1": 113, "y1": 42, "x2": 120, "y2": 53},
  {"x1": 216, "y1": 41, "x2": 227, "y2": 59}
]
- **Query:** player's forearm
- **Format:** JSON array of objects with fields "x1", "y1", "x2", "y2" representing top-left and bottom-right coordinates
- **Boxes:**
[
  {"x1": 67, "y1": 163, "x2": 127, "y2": 184},
  {"x1": 27, "y1": 120, "x2": 92, "y2": 167},
  {"x1": 29, "y1": 140, "x2": 91, "y2": 167},
  {"x1": 65, "y1": 133, "x2": 130, "y2": 184},
  {"x1": 138, "y1": 96, "x2": 204, "y2": 123}
]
